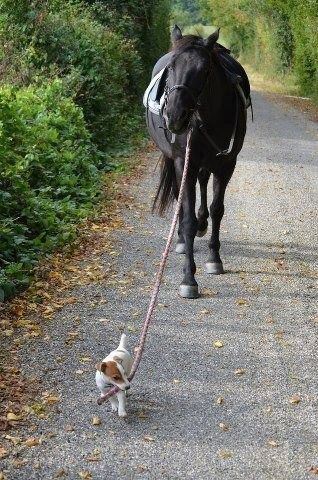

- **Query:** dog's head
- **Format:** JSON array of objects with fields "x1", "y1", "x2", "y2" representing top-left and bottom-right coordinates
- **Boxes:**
[{"x1": 96, "y1": 357, "x2": 130, "y2": 391}]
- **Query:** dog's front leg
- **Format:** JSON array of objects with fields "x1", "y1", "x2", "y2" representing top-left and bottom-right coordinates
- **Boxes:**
[
  {"x1": 117, "y1": 391, "x2": 127, "y2": 418},
  {"x1": 109, "y1": 395, "x2": 118, "y2": 412}
]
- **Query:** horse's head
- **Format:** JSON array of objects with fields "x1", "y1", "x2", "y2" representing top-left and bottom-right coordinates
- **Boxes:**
[{"x1": 164, "y1": 25, "x2": 219, "y2": 135}]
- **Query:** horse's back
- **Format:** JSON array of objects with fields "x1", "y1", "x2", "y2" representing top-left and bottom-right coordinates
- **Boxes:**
[{"x1": 217, "y1": 50, "x2": 251, "y2": 99}]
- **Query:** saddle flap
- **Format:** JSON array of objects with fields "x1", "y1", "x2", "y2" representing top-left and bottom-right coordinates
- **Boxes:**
[{"x1": 143, "y1": 66, "x2": 168, "y2": 115}]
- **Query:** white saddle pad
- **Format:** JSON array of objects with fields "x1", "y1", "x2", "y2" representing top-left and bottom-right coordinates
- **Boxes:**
[{"x1": 143, "y1": 67, "x2": 166, "y2": 115}]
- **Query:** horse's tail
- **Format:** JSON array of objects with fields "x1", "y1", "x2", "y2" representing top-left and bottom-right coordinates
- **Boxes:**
[{"x1": 152, "y1": 155, "x2": 177, "y2": 215}]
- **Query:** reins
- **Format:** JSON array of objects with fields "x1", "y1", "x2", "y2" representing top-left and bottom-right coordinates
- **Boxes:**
[
  {"x1": 160, "y1": 45, "x2": 248, "y2": 159},
  {"x1": 97, "y1": 128, "x2": 193, "y2": 406}
]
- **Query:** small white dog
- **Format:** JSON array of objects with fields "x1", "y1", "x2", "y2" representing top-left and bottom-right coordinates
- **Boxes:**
[{"x1": 95, "y1": 333, "x2": 133, "y2": 417}]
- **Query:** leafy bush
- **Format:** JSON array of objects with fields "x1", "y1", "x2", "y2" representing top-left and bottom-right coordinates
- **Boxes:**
[
  {"x1": 0, "y1": 80, "x2": 100, "y2": 300},
  {"x1": 0, "y1": 0, "x2": 171, "y2": 300},
  {"x1": 199, "y1": 0, "x2": 318, "y2": 99},
  {"x1": 0, "y1": 2, "x2": 144, "y2": 152}
]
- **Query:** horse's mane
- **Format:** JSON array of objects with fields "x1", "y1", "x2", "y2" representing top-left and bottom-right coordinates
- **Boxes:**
[
  {"x1": 171, "y1": 34, "x2": 231, "y2": 57},
  {"x1": 171, "y1": 35, "x2": 205, "y2": 53}
]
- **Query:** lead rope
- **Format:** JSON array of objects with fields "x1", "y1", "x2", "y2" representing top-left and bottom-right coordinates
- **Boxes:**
[{"x1": 97, "y1": 129, "x2": 193, "y2": 405}]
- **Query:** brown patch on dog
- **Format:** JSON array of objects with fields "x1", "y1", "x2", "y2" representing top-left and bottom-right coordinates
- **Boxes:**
[{"x1": 104, "y1": 361, "x2": 123, "y2": 381}]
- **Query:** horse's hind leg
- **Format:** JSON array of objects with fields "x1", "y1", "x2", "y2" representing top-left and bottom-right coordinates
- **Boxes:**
[
  {"x1": 197, "y1": 168, "x2": 211, "y2": 237},
  {"x1": 206, "y1": 165, "x2": 235, "y2": 275},
  {"x1": 174, "y1": 158, "x2": 199, "y2": 298}
]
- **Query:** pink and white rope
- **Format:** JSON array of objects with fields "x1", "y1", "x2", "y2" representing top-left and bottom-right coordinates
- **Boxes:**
[{"x1": 97, "y1": 129, "x2": 192, "y2": 405}]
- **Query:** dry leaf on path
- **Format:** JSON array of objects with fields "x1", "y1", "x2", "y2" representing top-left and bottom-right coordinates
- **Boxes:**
[
  {"x1": 309, "y1": 466, "x2": 318, "y2": 475},
  {"x1": 237, "y1": 298, "x2": 249, "y2": 306},
  {"x1": 213, "y1": 340, "x2": 224, "y2": 348},
  {"x1": 143, "y1": 435, "x2": 155, "y2": 442},
  {"x1": 218, "y1": 450, "x2": 232, "y2": 459},
  {"x1": 268, "y1": 440, "x2": 279, "y2": 447},
  {"x1": 219, "y1": 422, "x2": 229, "y2": 431},
  {"x1": 289, "y1": 394, "x2": 301, "y2": 404},
  {"x1": 92, "y1": 416, "x2": 101, "y2": 426},
  {"x1": 216, "y1": 397, "x2": 224, "y2": 405},
  {"x1": 234, "y1": 368, "x2": 245, "y2": 375},
  {"x1": 6, "y1": 412, "x2": 21, "y2": 421},
  {"x1": 25, "y1": 437, "x2": 40, "y2": 447},
  {"x1": 78, "y1": 471, "x2": 92, "y2": 480},
  {"x1": 55, "y1": 468, "x2": 67, "y2": 477},
  {"x1": 0, "y1": 448, "x2": 8, "y2": 460}
]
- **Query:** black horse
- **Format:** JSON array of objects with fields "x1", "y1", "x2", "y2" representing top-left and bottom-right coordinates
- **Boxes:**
[{"x1": 145, "y1": 26, "x2": 251, "y2": 298}]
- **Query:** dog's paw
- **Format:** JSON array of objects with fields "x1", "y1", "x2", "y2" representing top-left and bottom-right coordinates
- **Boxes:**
[
  {"x1": 118, "y1": 411, "x2": 127, "y2": 418},
  {"x1": 111, "y1": 406, "x2": 118, "y2": 413}
]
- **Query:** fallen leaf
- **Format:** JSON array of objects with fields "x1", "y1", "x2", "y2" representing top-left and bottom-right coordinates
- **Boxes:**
[
  {"x1": 218, "y1": 450, "x2": 232, "y2": 459},
  {"x1": 80, "y1": 357, "x2": 91, "y2": 363},
  {"x1": 0, "y1": 448, "x2": 8, "y2": 460},
  {"x1": 45, "y1": 395, "x2": 60, "y2": 404},
  {"x1": 0, "y1": 472, "x2": 5, "y2": 480},
  {"x1": 136, "y1": 465, "x2": 148, "y2": 473},
  {"x1": 78, "y1": 471, "x2": 92, "y2": 480},
  {"x1": 268, "y1": 440, "x2": 279, "y2": 447},
  {"x1": 65, "y1": 425, "x2": 74, "y2": 432},
  {"x1": 213, "y1": 340, "x2": 224, "y2": 348},
  {"x1": 5, "y1": 435, "x2": 21, "y2": 445},
  {"x1": 92, "y1": 416, "x2": 101, "y2": 426},
  {"x1": 85, "y1": 447, "x2": 101, "y2": 462},
  {"x1": 289, "y1": 394, "x2": 301, "y2": 404},
  {"x1": 3, "y1": 329, "x2": 14, "y2": 337},
  {"x1": 219, "y1": 422, "x2": 229, "y2": 431},
  {"x1": 234, "y1": 368, "x2": 245, "y2": 375},
  {"x1": 127, "y1": 325, "x2": 137, "y2": 333},
  {"x1": 55, "y1": 468, "x2": 67, "y2": 477},
  {"x1": 76, "y1": 370, "x2": 84, "y2": 375},
  {"x1": 173, "y1": 379, "x2": 180, "y2": 384},
  {"x1": 200, "y1": 309, "x2": 210, "y2": 315},
  {"x1": 309, "y1": 466, "x2": 318, "y2": 475},
  {"x1": 143, "y1": 435, "x2": 155, "y2": 442},
  {"x1": 216, "y1": 397, "x2": 224, "y2": 405},
  {"x1": 25, "y1": 437, "x2": 40, "y2": 447},
  {"x1": 237, "y1": 298, "x2": 249, "y2": 306},
  {"x1": 98, "y1": 318, "x2": 110, "y2": 323},
  {"x1": 137, "y1": 411, "x2": 147, "y2": 419},
  {"x1": 6, "y1": 412, "x2": 21, "y2": 421}
]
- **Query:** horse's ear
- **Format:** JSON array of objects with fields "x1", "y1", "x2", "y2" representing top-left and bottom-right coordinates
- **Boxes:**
[
  {"x1": 205, "y1": 28, "x2": 220, "y2": 49},
  {"x1": 171, "y1": 25, "x2": 182, "y2": 45}
]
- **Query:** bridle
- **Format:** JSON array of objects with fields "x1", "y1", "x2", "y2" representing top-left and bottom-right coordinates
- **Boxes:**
[{"x1": 161, "y1": 45, "x2": 244, "y2": 159}]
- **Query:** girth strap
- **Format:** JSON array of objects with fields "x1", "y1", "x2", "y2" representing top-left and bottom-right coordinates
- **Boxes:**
[{"x1": 194, "y1": 86, "x2": 240, "y2": 159}]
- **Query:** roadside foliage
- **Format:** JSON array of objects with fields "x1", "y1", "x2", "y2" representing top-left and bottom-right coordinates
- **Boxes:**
[
  {"x1": 0, "y1": 0, "x2": 170, "y2": 300},
  {"x1": 199, "y1": 0, "x2": 318, "y2": 99}
]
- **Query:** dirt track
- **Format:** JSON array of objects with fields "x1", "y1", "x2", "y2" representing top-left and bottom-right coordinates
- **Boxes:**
[{"x1": 1, "y1": 90, "x2": 317, "y2": 479}]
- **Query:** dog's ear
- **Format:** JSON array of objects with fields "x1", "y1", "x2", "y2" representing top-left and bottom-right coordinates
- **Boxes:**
[
  {"x1": 112, "y1": 356, "x2": 123, "y2": 364},
  {"x1": 96, "y1": 362, "x2": 107, "y2": 373}
]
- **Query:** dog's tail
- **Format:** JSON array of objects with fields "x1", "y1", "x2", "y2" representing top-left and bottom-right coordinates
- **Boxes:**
[{"x1": 119, "y1": 333, "x2": 128, "y2": 350}]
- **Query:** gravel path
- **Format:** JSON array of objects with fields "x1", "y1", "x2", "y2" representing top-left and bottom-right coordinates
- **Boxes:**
[{"x1": 2, "y1": 91, "x2": 317, "y2": 479}]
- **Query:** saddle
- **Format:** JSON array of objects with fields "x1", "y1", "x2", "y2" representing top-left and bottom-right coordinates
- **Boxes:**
[
  {"x1": 143, "y1": 66, "x2": 168, "y2": 115},
  {"x1": 143, "y1": 44, "x2": 251, "y2": 116}
]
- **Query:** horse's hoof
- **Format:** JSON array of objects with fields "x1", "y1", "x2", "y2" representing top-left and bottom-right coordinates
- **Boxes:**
[
  {"x1": 205, "y1": 262, "x2": 224, "y2": 275},
  {"x1": 175, "y1": 243, "x2": 186, "y2": 254},
  {"x1": 179, "y1": 284, "x2": 200, "y2": 299},
  {"x1": 196, "y1": 227, "x2": 208, "y2": 237}
]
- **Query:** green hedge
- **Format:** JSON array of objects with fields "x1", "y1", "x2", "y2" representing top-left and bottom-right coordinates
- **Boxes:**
[
  {"x1": 0, "y1": 80, "x2": 101, "y2": 300},
  {"x1": 0, "y1": 0, "x2": 171, "y2": 300},
  {"x1": 200, "y1": 0, "x2": 318, "y2": 98}
]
